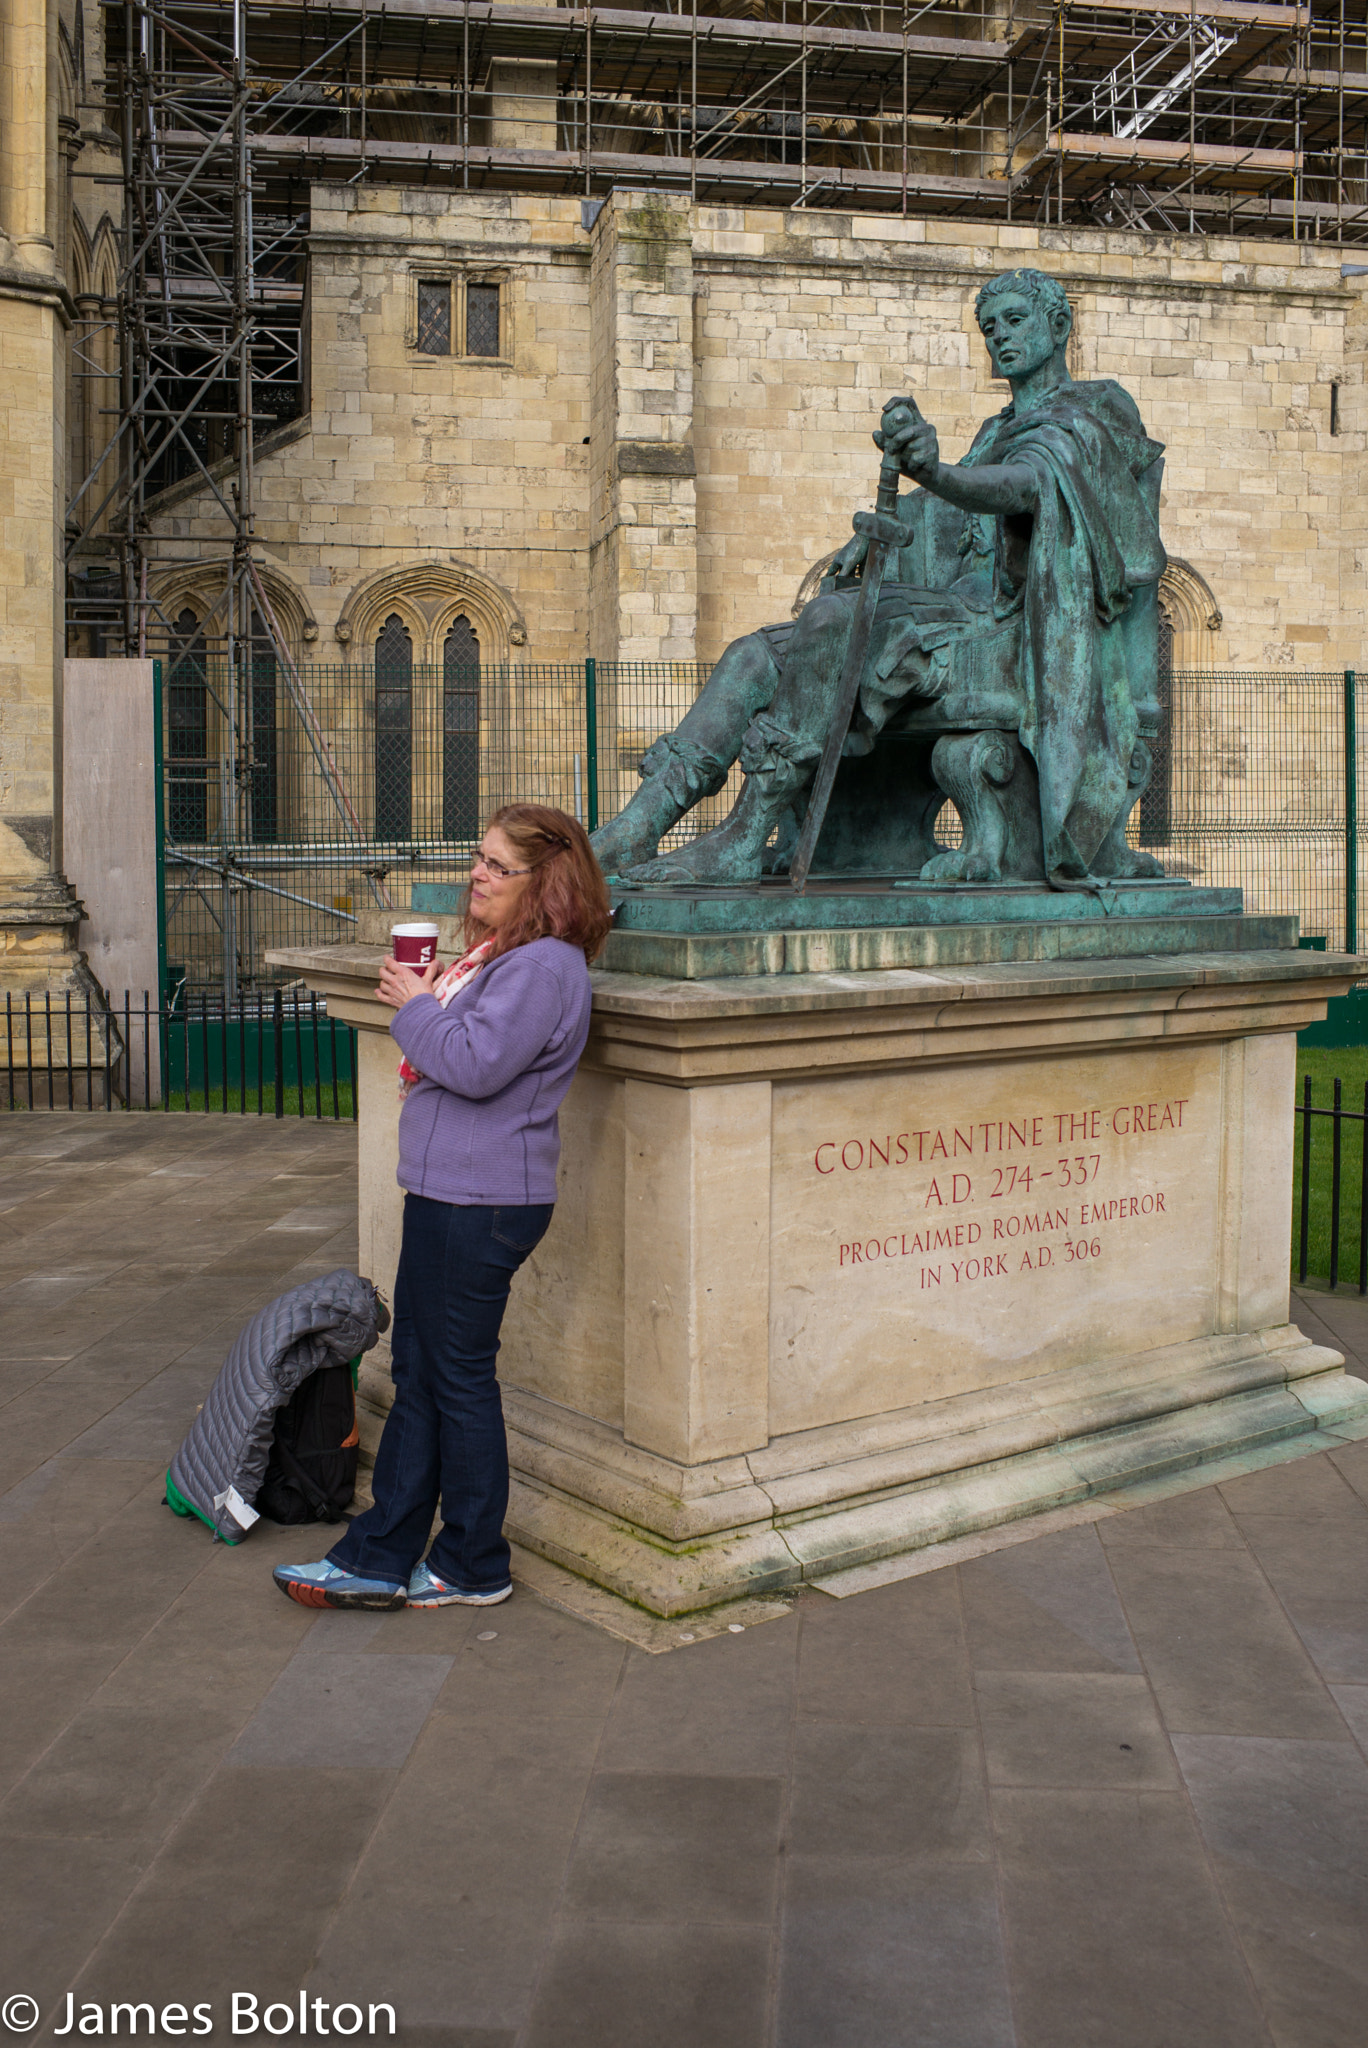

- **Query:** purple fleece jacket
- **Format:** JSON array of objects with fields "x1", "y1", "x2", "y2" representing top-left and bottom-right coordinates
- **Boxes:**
[{"x1": 390, "y1": 936, "x2": 593, "y2": 1205}]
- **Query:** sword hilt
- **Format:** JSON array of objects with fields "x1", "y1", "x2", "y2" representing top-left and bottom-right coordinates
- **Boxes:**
[
  {"x1": 874, "y1": 394, "x2": 924, "y2": 519},
  {"x1": 853, "y1": 501, "x2": 906, "y2": 549},
  {"x1": 875, "y1": 451, "x2": 901, "y2": 519}
]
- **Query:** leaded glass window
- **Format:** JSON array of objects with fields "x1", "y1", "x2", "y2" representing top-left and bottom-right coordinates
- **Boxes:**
[
  {"x1": 374, "y1": 613, "x2": 413, "y2": 840},
  {"x1": 416, "y1": 279, "x2": 451, "y2": 356},
  {"x1": 167, "y1": 608, "x2": 208, "y2": 843},
  {"x1": 248, "y1": 612, "x2": 278, "y2": 844},
  {"x1": 466, "y1": 283, "x2": 500, "y2": 358},
  {"x1": 1139, "y1": 609, "x2": 1173, "y2": 848},
  {"x1": 442, "y1": 615, "x2": 480, "y2": 839}
]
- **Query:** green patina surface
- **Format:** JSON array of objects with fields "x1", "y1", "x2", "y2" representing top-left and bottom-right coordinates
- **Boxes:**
[
  {"x1": 599, "y1": 912, "x2": 1296, "y2": 981},
  {"x1": 607, "y1": 879, "x2": 1238, "y2": 933},
  {"x1": 414, "y1": 878, "x2": 1243, "y2": 934},
  {"x1": 413, "y1": 878, "x2": 1292, "y2": 979},
  {"x1": 412, "y1": 880, "x2": 1290, "y2": 979},
  {"x1": 588, "y1": 268, "x2": 1174, "y2": 899}
]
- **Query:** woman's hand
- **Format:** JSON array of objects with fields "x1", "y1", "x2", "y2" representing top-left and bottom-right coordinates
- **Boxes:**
[{"x1": 377, "y1": 954, "x2": 441, "y2": 1010}]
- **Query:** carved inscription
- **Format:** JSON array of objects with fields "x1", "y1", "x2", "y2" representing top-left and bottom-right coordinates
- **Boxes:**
[
  {"x1": 768, "y1": 1046, "x2": 1226, "y2": 1436},
  {"x1": 812, "y1": 1095, "x2": 1191, "y2": 1285}
]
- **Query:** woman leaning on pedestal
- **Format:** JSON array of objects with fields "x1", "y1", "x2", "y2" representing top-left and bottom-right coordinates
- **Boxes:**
[{"x1": 273, "y1": 805, "x2": 612, "y2": 1611}]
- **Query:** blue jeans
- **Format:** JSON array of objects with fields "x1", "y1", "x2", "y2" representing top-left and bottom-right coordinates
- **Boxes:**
[{"x1": 328, "y1": 1193, "x2": 552, "y2": 1590}]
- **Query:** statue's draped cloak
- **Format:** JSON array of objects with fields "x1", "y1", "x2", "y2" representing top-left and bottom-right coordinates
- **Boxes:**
[{"x1": 959, "y1": 380, "x2": 1165, "y2": 880}]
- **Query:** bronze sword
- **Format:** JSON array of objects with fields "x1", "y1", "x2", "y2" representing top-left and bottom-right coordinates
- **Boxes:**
[{"x1": 787, "y1": 406, "x2": 913, "y2": 894}]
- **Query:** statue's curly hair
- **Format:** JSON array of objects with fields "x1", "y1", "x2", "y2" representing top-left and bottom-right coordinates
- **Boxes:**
[{"x1": 974, "y1": 268, "x2": 1072, "y2": 329}]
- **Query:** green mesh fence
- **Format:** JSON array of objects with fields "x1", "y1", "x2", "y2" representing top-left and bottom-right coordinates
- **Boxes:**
[
  {"x1": 162, "y1": 660, "x2": 709, "y2": 989},
  {"x1": 161, "y1": 659, "x2": 1363, "y2": 990},
  {"x1": 1157, "y1": 670, "x2": 1355, "y2": 952}
]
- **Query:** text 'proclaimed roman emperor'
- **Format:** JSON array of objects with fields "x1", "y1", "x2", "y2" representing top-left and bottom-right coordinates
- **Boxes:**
[{"x1": 770, "y1": 1045, "x2": 1217, "y2": 1434}]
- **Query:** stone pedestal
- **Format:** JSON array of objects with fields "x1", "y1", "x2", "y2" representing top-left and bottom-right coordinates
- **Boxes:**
[
  {"x1": 61, "y1": 660, "x2": 161, "y2": 1101},
  {"x1": 269, "y1": 940, "x2": 1368, "y2": 1615}
]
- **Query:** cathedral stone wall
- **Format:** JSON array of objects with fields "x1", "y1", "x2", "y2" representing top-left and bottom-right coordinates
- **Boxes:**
[
  {"x1": 191, "y1": 185, "x2": 595, "y2": 665},
  {"x1": 149, "y1": 187, "x2": 1364, "y2": 678},
  {"x1": 690, "y1": 211, "x2": 1358, "y2": 671}
]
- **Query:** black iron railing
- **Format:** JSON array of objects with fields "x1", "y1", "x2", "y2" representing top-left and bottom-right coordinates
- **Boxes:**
[
  {"x1": 1, "y1": 989, "x2": 357, "y2": 1120},
  {"x1": 1295, "y1": 1075, "x2": 1368, "y2": 1293}
]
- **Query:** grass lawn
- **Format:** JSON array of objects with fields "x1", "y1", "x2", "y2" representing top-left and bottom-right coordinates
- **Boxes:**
[
  {"x1": 167, "y1": 1084, "x2": 356, "y2": 1119},
  {"x1": 1294, "y1": 1046, "x2": 1368, "y2": 1285},
  {"x1": 3, "y1": 1085, "x2": 356, "y2": 1119}
]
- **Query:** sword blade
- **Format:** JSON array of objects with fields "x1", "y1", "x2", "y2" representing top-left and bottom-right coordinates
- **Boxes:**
[{"x1": 787, "y1": 540, "x2": 893, "y2": 894}]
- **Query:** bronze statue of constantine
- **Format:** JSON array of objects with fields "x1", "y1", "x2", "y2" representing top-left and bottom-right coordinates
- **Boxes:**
[{"x1": 591, "y1": 268, "x2": 1169, "y2": 895}]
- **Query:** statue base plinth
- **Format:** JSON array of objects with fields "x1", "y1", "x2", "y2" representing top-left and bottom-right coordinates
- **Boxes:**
[
  {"x1": 499, "y1": 1328, "x2": 1365, "y2": 1616},
  {"x1": 270, "y1": 940, "x2": 1368, "y2": 1618},
  {"x1": 407, "y1": 877, "x2": 1293, "y2": 979}
]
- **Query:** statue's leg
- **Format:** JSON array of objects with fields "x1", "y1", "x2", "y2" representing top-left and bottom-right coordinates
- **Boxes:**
[
  {"x1": 589, "y1": 634, "x2": 780, "y2": 876},
  {"x1": 626, "y1": 595, "x2": 854, "y2": 884}
]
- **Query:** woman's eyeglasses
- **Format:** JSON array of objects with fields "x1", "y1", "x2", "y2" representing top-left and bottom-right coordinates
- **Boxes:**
[
  {"x1": 472, "y1": 849, "x2": 533, "y2": 881},
  {"x1": 472, "y1": 834, "x2": 571, "y2": 882}
]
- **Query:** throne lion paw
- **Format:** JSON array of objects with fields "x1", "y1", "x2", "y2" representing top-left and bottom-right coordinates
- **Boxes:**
[
  {"x1": 921, "y1": 848, "x2": 1000, "y2": 885},
  {"x1": 921, "y1": 732, "x2": 1045, "y2": 885}
]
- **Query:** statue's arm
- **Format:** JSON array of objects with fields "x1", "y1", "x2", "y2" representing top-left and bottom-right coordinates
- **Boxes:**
[
  {"x1": 878, "y1": 409, "x2": 1036, "y2": 516},
  {"x1": 916, "y1": 459, "x2": 1036, "y2": 516}
]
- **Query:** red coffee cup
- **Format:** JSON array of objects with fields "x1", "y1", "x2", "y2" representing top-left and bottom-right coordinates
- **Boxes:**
[{"x1": 391, "y1": 922, "x2": 439, "y2": 967}]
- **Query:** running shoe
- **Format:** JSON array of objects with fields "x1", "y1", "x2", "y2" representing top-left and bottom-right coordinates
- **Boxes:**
[
  {"x1": 273, "y1": 1560, "x2": 406, "y2": 1611},
  {"x1": 407, "y1": 1561, "x2": 512, "y2": 1608}
]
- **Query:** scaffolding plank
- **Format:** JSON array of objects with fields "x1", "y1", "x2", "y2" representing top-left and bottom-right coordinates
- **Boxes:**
[
  {"x1": 1025, "y1": 129, "x2": 1299, "y2": 173},
  {"x1": 239, "y1": 0, "x2": 1011, "y2": 76},
  {"x1": 228, "y1": 128, "x2": 1007, "y2": 204},
  {"x1": 1011, "y1": 0, "x2": 1306, "y2": 40},
  {"x1": 1242, "y1": 63, "x2": 1368, "y2": 92}
]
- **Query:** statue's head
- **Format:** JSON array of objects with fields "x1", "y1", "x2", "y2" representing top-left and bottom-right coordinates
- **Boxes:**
[{"x1": 974, "y1": 269, "x2": 1072, "y2": 383}]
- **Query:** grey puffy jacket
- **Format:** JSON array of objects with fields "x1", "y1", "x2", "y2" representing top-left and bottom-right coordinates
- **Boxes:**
[{"x1": 167, "y1": 1268, "x2": 389, "y2": 1543}]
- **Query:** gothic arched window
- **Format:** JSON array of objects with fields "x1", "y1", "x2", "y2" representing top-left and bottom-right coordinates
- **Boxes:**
[
  {"x1": 167, "y1": 607, "x2": 209, "y2": 843},
  {"x1": 442, "y1": 615, "x2": 480, "y2": 839},
  {"x1": 374, "y1": 614, "x2": 413, "y2": 840}
]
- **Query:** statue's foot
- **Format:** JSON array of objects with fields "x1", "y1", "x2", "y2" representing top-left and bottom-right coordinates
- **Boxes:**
[
  {"x1": 590, "y1": 809, "x2": 666, "y2": 879},
  {"x1": 625, "y1": 811, "x2": 770, "y2": 886},
  {"x1": 921, "y1": 848, "x2": 999, "y2": 884}
]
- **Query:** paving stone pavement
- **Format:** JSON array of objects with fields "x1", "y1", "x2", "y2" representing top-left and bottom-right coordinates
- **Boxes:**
[{"x1": 2, "y1": 1113, "x2": 1367, "y2": 2048}]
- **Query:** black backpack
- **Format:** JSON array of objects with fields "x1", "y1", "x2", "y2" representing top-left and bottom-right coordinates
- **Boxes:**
[{"x1": 256, "y1": 1359, "x2": 360, "y2": 1525}]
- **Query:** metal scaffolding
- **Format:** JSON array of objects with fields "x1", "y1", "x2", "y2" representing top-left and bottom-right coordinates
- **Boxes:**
[
  {"x1": 62, "y1": 0, "x2": 1368, "y2": 661},
  {"x1": 1011, "y1": 0, "x2": 1368, "y2": 238},
  {"x1": 68, "y1": 0, "x2": 1368, "y2": 662}
]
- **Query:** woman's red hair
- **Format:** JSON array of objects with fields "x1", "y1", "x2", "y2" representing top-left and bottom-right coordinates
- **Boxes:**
[{"x1": 463, "y1": 805, "x2": 613, "y2": 964}]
